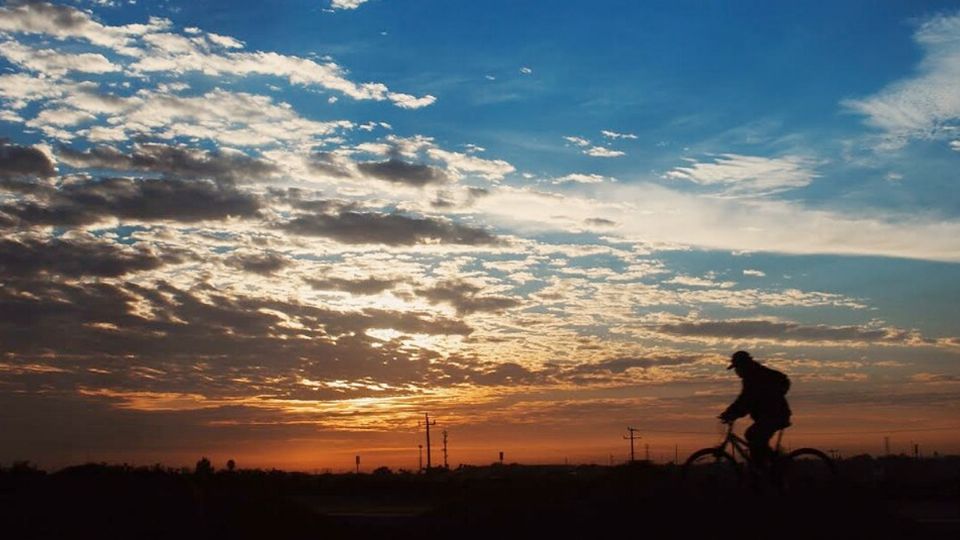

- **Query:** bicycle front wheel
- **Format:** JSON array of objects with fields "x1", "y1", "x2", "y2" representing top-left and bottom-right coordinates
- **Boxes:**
[
  {"x1": 681, "y1": 447, "x2": 741, "y2": 491},
  {"x1": 777, "y1": 448, "x2": 837, "y2": 493}
]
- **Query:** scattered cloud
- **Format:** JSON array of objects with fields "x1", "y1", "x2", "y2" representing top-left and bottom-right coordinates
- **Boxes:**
[
  {"x1": 226, "y1": 251, "x2": 289, "y2": 275},
  {"x1": 742, "y1": 269, "x2": 766, "y2": 277},
  {"x1": 564, "y1": 136, "x2": 591, "y2": 147},
  {"x1": 584, "y1": 146, "x2": 625, "y2": 158},
  {"x1": 280, "y1": 210, "x2": 502, "y2": 246},
  {"x1": 306, "y1": 276, "x2": 406, "y2": 295},
  {"x1": 0, "y1": 177, "x2": 261, "y2": 227},
  {"x1": 0, "y1": 41, "x2": 120, "y2": 75},
  {"x1": 0, "y1": 141, "x2": 56, "y2": 180},
  {"x1": 0, "y1": 236, "x2": 172, "y2": 278},
  {"x1": 357, "y1": 158, "x2": 449, "y2": 186},
  {"x1": 0, "y1": 2, "x2": 433, "y2": 110},
  {"x1": 520, "y1": 67, "x2": 533, "y2": 74},
  {"x1": 416, "y1": 280, "x2": 521, "y2": 315},
  {"x1": 426, "y1": 148, "x2": 515, "y2": 181},
  {"x1": 57, "y1": 144, "x2": 279, "y2": 183},
  {"x1": 655, "y1": 319, "x2": 924, "y2": 345},
  {"x1": 664, "y1": 275, "x2": 736, "y2": 288},
  {"x1": 600, "y1": 130, "x2": 637, "y2": 140}
]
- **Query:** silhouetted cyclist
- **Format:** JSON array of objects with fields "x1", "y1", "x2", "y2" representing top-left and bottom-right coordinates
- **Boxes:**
[{"x1": 719, "y1": 351, "x2": 791, "y2": 467}]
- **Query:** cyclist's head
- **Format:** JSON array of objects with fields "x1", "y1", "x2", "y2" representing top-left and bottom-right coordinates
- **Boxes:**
[{"x1": 727, "y1": 350, "x2": 754, "y2": 373}]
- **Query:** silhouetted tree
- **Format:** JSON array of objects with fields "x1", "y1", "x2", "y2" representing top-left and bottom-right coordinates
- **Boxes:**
[
  {"x1": 227, "y1": 459, "x2": 236, "y2": 472},
  {"x1": 195, "y1": 456, "x2": 213, "y2": 476},
  {"x1": 372, "y1": 466, "x2": 392, "y2": 476}
]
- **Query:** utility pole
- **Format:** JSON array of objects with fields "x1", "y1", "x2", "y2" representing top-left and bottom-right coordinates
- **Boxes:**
[
  {"x1": 418, "y1": 444, "x2": 423, "y2": 472},
  {"x1": 645, "y1": 443, "x2": 650, "y2": 462},
  {"x1": 884, "y1": 436, "x2": 891, "y2": 456},
  {"x1": 623, "y1": 427, "x2": 641, "y2": 463},
  {"x1": 674, "y1": 444, "x2": 679, "y2": 464},
  {"x1": 419, "y1": 413, "x2": 437, "y2": 470},
  {"x1": 355, "y1": 455, "x2": 360, "y2": 474},
  {"x1": 442, "y1": 429, "x2": 449, "y2": 469}
]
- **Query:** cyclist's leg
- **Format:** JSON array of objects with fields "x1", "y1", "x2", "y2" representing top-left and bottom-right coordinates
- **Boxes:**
[{"x1": 745, "y1": 421, "x2": 778, "y2": 466}]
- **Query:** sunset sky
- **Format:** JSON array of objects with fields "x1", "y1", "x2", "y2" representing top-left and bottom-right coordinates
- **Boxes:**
[{"x1": 1, "y1": 0, "x2": 959, "y2": 471}]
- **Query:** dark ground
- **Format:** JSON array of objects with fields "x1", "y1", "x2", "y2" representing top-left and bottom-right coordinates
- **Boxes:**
[{"x1": 2, "y1": 456, "x2": 958, "y2": 539}]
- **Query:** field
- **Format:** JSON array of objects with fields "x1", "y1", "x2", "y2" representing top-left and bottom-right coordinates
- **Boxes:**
[{"x1": 2, "y1": 456, "x2": 958, "y2": 539}]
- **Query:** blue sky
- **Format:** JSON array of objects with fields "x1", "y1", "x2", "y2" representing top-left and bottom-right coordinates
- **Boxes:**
[{"x1": 0, "y1": 0, "x2": 958, "y2": 468}]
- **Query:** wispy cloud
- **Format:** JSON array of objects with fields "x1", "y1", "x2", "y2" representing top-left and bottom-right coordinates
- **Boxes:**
[
  {"x1": 553, "y1": 173, "x2": 611, "y2": 184},
  {"x1": 843, "y1": 12, "x2": 960, "y2": 148},
  {"x1": 601, "y1": 130, "x2": 637, "y2": 140},
  {"x1": 665, "y1": 154, "x2": 818, "y2": 195}
]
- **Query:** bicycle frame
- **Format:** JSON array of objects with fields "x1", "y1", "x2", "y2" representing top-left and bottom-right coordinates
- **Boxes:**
[{"x1": 717, "y1": 421, "x2": 785, "y2": 466}]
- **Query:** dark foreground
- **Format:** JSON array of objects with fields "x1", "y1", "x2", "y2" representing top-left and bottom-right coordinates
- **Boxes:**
[{"x1": 2, "y1": 456, "x2": 958, "y2": 539}]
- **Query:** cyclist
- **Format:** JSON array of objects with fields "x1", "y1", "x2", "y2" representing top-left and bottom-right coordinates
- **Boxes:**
[{"x1": 718, "y1": 351, "x2": 791, "y2": 467}]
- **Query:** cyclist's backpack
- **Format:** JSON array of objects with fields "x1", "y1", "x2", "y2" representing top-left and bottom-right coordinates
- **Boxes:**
[{"x1": 773, "y1": 369, "x2": 791, "y2": 396}]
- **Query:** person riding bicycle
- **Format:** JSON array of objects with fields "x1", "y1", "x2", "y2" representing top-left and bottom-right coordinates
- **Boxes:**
[{"x1": 718, "y1": 351, "x2": 791, "y2": 466}]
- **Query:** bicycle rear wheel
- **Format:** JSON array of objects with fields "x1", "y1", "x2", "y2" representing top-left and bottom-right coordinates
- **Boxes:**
[
  {"x1": 777, "y1": 448, "x2": 837, "y2": 493},
  {"x1": 681, "y1": 448, "x2": 741, "y2": 491}
]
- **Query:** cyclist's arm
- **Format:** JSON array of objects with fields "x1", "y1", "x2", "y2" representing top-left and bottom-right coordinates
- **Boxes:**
[{"x1": 720, "y1": 384, "x2": 750, "y2": 421}]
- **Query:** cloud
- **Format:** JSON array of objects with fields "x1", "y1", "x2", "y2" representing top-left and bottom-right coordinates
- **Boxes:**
[
  {"x1": 570, "y1": 355, "x2": 700, "y2": 375},
  {"x1": 843, "y1": 13, "x2": 960, "y2": 147},
  {"x1": 57, "y1": 144, "x2": 279, "y2": 183},
  {"x1": 226, "y1": 251, "x2": 289, "y2": 275},
  {"x1": 357, "y1": 158, "x2": 449, "y2": 186},
  {"x1": 600, "y1": 130, "x2": 637, "y2": 140},
  {"x1": 0, "y1": 141, "x2": 56, "y2": 179},
  {"x1": 330, "y1": 0, "x2": 370, "y2": 10},
  {"x1": 584, "y1": 146, "x2": 625, "y2": 158},
  {"x1": 553, "y1": 173, "x2": 610, "y2": 184},
  {"x1": 425, "y1": 148, "x2": 515, "y2": 181},
  {"x1": 0, "y1": 177, "x2": 261, "y2": 227},
  {"x1": 743, "y1": 269, "x2": 766, "y2": 277},
  {"x1": 562, "y1": 137, "x2": 627, "y2": 158},
  {"x1": 665, "y1": 154, "x2": 817, "y2": 195},
  {"x1": 281, "y1": 210, "x2": 502, "y2": 245},
  {"x1": 306, "y1": 276, "x2": 406, "y2": 295},
  {"x1": 416, "y1": 280, "x2": 521, "y2": 314},
  {"x1": 472, "y1": 183, "x2": 960, "y2": 261},
  {"x1": 655, "y1": 319, "x2": 922, "y2": 345},
  {"x1": 0, "y1": 41, "x2": 120, "y2": 75},
  {"x1": 306, "y1": 152, "x2": 355, "y2": 178},
  {"x1": 0, "y1": 278, "x2": 473, "y2": 396},
  {"x1": 584, "y1": 217, "x2": 616, "y2": 227},
  {"x1": 0, "y1": 2, "x2": 433, "y2": 109},
  {"x1": 0, "y1": 1, "x2": 161, "y2": 54},
  {"x1": 663, "y1": 275, "x2": 735, "y2": 288},
  {"x1": 0, "y1": 236, "x2": 171, "y2": 278},
  {"x1": 564, "y1": 136, "x2": 591, "y2": 147},
  {"x1": 520, "y1": 67, "x2": 533, "y2": 74}
]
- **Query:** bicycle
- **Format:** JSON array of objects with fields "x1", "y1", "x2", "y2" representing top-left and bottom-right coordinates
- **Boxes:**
[{"x1": 681, "y1": 419, "x2": 837, "y2": 492}]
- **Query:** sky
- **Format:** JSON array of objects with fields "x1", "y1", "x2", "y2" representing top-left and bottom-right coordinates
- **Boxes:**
[{"x1": 1, "y1": 0, "x2": 959, "y2": 471}]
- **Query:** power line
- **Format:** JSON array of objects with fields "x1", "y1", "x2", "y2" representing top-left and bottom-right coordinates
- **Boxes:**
[{"x1": 623, "y1": 427, "x2": 641, "y2": 463}]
